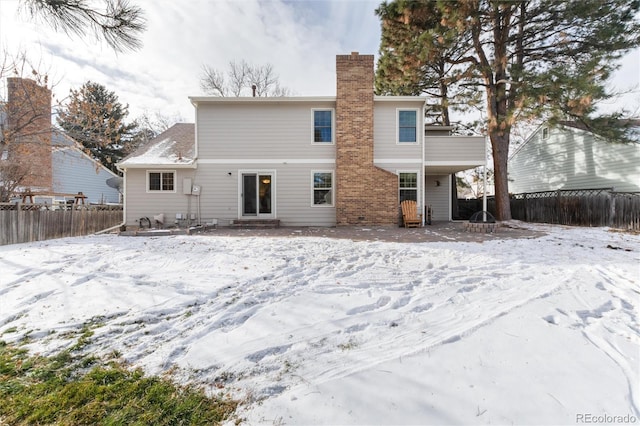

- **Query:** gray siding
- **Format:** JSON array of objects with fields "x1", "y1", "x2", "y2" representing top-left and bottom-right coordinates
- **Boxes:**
[
  {"x1": 124, "y1": 169, "x2": 196, "y2": 226},
  {"x1": 425, "y1": 174, "x2": 451, "y2": 221},
  {"x1": 52, "y1": 148, "x2": 120, "y2": 203},
  {"x1": 192, "y1": 163, "x2": 336, "y2": 227},
  {"x1": 425, "y1": 136, "x2": 485, "y2": 163},
  {"x1": 197, "y1": 101, "x2": 336, "y2": 160},
  {"x1": 373, "y1": 101, "x2": 424, "y2": 160},
  {"x1": 509, "y1": 126, "x2": 640, "y2": 193},
  {"x1": 125, "y1": 164, "x2": 336, "y2": 227}
]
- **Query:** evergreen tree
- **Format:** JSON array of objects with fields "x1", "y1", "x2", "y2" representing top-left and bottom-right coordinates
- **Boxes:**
[
  {"x1": 57, "y1": 81, "x2": 136, "y2": 173},
  {"x1": 375, "y1": 0, "x2": 640, "y2": 220},
  {"x1": 19, "y1": 0, "x2": 145, "y2": 52},
  {"x1": 375, "y1": 0, "x2": 480, "y2": 126}
]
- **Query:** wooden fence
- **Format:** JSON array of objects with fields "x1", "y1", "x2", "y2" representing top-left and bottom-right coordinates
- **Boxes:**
[
  {"x1": 0, "y1": 204, "x2": 123, "y2": 246},
  {"x1": 457, "y1": 189, "x2": 640, "y2": 232}
]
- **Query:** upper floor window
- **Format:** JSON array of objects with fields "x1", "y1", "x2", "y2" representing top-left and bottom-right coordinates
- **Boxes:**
[
  {"x1": 312, "y1": 171, "x2": 334, "y2": 206},
  {"x1": 313, "y1": 109, "x2": 334, "y2": 143},
  {"x1": 398, "y1": 110, "x2": 418, "y2": 143},
  {"x1": 148, "y1": 171, "x2": 175, "y2": 192}
]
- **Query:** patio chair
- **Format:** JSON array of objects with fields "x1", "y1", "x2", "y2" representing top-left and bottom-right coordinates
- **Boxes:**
[{"x1": 401, "y1": 200, "x2": 422, "y2": 228}]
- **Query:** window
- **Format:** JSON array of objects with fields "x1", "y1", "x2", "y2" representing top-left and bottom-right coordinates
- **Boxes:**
[
  {"x1": 148, "y1": 171, "x2": 175, "y2": 192},
  {"x1": 542, "y1": 127, "x2": 549, "y2": 139},
  {"x1": 399, "y1": 172, "x2": 418, "y2": 202},
  {"x1": 313, "y1": 109, "x2": 334, "y2": 143},
  {"x1": 398, "y1": 110, "x2": 417, "y2": 143},
  {"x1": 312, "y1": 171, "x2": 333, "y2": 206}
]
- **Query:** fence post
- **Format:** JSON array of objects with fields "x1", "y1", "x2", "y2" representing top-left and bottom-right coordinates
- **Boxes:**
[{"x1": 609, "y1": 191, "x2": 615, "y2": 228}]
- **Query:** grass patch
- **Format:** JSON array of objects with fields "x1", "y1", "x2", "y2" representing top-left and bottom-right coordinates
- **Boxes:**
[{"x1": 0, "y1": 340, "x2": 239, "y2": 425}]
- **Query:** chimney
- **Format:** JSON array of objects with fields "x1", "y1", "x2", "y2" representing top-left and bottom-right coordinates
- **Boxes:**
[
  {"x1": 6, "y1": 78, "x2": 53, "y2": 192},
  {"x1": 335, "y1": 52, "x2": 399, "y2": 225}
]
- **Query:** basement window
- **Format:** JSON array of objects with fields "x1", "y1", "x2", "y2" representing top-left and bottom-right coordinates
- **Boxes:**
[{"x1": 147, "y1": 171, "x2": 175, "y2": 192}]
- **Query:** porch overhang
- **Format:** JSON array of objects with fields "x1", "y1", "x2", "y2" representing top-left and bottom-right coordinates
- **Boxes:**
[{"x1": 424, "y1": 161, "x2": 486, "y2": 175}]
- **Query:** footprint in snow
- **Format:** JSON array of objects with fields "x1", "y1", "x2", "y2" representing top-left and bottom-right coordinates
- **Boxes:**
[{"x1": 346, "y1": 296, "x2": 391, "y2": 315}]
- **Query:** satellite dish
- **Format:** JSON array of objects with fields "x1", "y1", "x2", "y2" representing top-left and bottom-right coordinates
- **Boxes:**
[{"x1": 106, "y1": 176, "x2": 123, "y2": 192}]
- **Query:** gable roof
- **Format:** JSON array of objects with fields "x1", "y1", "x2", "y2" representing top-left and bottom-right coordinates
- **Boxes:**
[{"x1": 118, "y1": 123, "x2": 195, "y2": 168}]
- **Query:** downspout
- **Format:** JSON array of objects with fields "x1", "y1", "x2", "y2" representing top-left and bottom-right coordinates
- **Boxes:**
[
  {"x1": 422, "y1": 98, "x2": 427, "y2": 225},
  {"x1": 95, "y1": 164, "x2": 127, "y2": 234}
]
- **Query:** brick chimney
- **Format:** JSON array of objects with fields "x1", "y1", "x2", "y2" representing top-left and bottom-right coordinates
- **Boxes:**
[
  {"x1": 335, "y1": 52, "x2": 398, "y2": 225},
  {"x1": 6, "y1": 78, "x2": 52, "y2": 192}
]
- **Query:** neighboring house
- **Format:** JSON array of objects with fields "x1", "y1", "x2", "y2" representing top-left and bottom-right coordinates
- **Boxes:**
[
  {"x1": 509, "y1": 121, "x2": 640, "y2": 194},
  {"x1": 51, "y1": 131, "x2": 121, "y2": 204},
  {"x1": 118, "y1": 53, "x2": 485, "y2": 227},
  {"x1": 0, "y1": 77, "x2": 120, "y2": 204}
]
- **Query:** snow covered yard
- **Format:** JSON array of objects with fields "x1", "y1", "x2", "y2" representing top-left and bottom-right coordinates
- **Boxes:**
[{"x1": 0, "y1": 223, "x2": 638, "y2": 425}]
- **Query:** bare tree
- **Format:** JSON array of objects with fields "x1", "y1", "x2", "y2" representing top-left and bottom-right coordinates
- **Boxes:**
[
  {"x1": 0, "y1": 52, "x2": 56, "y2": 201},
  {"x1": 19, "y1": 0, "x2": 146, "y2": 52},
  {"x1": 200, "y1": 60, "x2": 292, "y2": 97}
]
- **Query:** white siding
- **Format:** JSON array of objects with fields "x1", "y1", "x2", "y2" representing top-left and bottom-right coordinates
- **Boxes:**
[
  {"x1": 197, "y1": 101, "x2": 336, "y2": 161},
  {"x1": 424, "y1": 136, "x2": 485, "y2": 163},
  {"x1": 124, "y1": 169, "x2": 196, "y2": 226},
  {"x1": 373, "y1": 101, "x2": 424, "y2": 161},
  {"x1": 509, "y1": 126, "x2": 640, "y2": 193},
  {"x1": 190, "y1": 163, "x2": 336, "y2": 227},
  {"x1": 425, "y1": 175, "x2": 451, "y2": 221}
]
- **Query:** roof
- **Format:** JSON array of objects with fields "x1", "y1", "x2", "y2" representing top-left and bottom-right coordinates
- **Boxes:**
[
  {"x1": 118, "y1": 123, "x2": 195, "y2": 168},
  {"x1": 188, "y1": 95, "x2": 426, "y2": 105}
]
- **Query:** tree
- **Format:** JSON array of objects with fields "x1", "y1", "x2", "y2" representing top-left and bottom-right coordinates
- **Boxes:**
[
  {"x1": 376, "y1": 0, "x2": 640, "y2": 220},
  {"x1": 57, "y1": 81, "x2": 136, "y2": 172},
  {"x1": 375, "y1": 0, "x2": 481, "y2": 126},
  {"x1": 200, "y1": 60, "x2": 292, "y2": 97},
  {"x1": 19, "y1": 0, "x2": 146, "y2": 52}
]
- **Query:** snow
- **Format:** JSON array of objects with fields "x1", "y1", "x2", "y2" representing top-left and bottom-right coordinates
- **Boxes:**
[
  {"x1": 119, "y1": 137, "x2": 194, "y2": 165},
  {"x1": 1, "y1": 223, "x2": 638, "y2": 425}
]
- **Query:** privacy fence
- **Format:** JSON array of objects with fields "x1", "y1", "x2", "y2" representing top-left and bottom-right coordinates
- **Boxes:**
[
  {"x1": 0, "y1": 204, "x2": 123, "y2": 246},
  {"x1": 458, "y1": 189, "x2": 640, "y2": 232}
]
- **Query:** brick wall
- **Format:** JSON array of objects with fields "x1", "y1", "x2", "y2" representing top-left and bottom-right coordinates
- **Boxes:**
[
  {"x1": 335, "y1": 52, "x2": 399, "y2": 225},
  {"x1": 6, "y1": 78, "x2": 52, "y2": 191}
]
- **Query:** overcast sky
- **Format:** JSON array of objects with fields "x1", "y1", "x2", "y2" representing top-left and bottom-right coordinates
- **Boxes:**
[{"x1": 1, "y1": 0, "x2": 638, "y2": 125}]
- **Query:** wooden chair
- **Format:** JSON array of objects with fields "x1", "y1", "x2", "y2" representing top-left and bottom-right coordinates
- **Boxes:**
[{"x1": 401, "y1": 200, "x2": 422, "y2": 228}]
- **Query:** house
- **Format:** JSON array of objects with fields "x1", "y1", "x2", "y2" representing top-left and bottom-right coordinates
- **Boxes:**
[
  {"x1": 0, "y1": 77, "x2": 120, "y2": 204},
  {"x1": 508, "y1": 121, "x2": 640, "y2": 194},
  {"x1": 118, "y1": 53, "x2": 485, "y2": 227}
]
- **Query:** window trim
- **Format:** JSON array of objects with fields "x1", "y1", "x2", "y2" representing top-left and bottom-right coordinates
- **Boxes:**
[
  {"x1": 311, "y1": 108, "x2": 335, "y2": 144},
  {"x1": 310, "y1": 170, "x2": 335, "y2": 207},
  {"x1": 542, "y1": 127, "x2": 550, "y2": 139},
  {"x1": 396, "y1": 108, "x2": 420, "y2": 145},
  {"x1": 146, "y1": 170, "x2": 176, "y2": 193},
  {"x1": 398, "y1": 170, "x2": 420, "y2": 204}
]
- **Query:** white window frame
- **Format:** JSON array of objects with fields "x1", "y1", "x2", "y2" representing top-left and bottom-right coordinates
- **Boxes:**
[
  {"x1": 146, "y1": 170, "x2": 176, "y2": 193},
  {"x1": 311, "y1": 170, "x2": 335, "y2": 207},
  {"x1": 398, "y1": 170, "x2": 420, "y2": 204},
  {"x1": 396, "y1": 108, "x2": 420, "y2": 144},
  {"x1": 311, "y1": 108, "x2": 335, "y2": 144}
]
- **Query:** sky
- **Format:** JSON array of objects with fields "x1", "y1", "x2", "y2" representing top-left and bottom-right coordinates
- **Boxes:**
[
  {"x1": 1, "y1": 223, "x2": 639, "y2": 423},
  {"x1": 0, "y1": 0, "x2": 638, "y2": 125}
]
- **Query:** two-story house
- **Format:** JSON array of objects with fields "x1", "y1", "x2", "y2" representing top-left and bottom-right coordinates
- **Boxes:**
[
  {"x1": 118, "y1": 53, "x2": 485, "y2": 227},
  {"x1": 509, "y1": 121, "x2": 640, "y2": 194}
]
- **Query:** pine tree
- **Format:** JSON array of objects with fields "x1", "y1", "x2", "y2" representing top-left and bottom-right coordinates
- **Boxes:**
[
  {"x1": 57, "y1": 81, "x2": 136, "y2": 173},
  {"x1": 375, "y1": 0, "x2": 640, "y2": 220}
]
